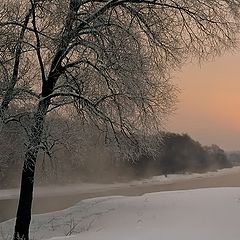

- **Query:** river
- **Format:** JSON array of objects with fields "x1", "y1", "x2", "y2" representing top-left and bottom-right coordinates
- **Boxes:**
[{"x1": 1, "y1": 166, "x2": 240, "y2": 223}]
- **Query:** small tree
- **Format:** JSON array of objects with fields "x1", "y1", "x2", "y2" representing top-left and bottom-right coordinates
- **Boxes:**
[{"x1": 1, "y1": 1, "x2": 240, "y2": 239}]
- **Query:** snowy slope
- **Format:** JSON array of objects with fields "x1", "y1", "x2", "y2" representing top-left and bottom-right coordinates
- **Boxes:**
[{"x1": 1, "y1": 188, "x2": 240, "y2": 240}]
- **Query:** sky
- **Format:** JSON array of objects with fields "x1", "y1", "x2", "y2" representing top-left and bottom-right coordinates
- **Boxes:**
[{"x1": 167, "y1": 52, "x2": 240, "y2": 151}]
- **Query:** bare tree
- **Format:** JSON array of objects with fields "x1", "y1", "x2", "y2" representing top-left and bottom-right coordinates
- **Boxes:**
[
  {"x1": 0, "y1": 1, "x2": 39, "y2": 129},
  {"x1": 0, "y1": 0, "x2": 240, "y2": 239}
]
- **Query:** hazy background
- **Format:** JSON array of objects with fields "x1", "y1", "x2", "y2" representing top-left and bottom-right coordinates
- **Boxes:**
[{"x1": 167, "y1": 52, "x2": 240, "y2": 151}]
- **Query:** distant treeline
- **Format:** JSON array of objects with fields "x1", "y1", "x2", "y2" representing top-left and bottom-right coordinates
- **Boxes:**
[
  {"x1": 0, "y1": 120, "x2": 232, "y2": 188},
  {"x1": 125, "y1": 133, "x2": 232, "y2": 179}
]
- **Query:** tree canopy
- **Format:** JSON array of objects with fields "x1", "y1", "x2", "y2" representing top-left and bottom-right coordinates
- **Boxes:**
[{"x1": 1, "y1": 0, "x2": 239, "y2": 138}]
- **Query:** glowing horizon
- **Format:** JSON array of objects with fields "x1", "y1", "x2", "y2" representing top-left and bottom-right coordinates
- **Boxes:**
[{"x1": 167, "y1": 52, "x2": 240, "y2": 151}]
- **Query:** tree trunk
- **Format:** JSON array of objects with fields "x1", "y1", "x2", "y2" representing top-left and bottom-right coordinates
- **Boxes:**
[
  {"x1": 13, "y1": 156, "x2": 36, "y2": 240},
  {"x1": 13, "y1": 2, "x2": 73, "y2": 237},
  {"x1": 13, "y1": 99, "x2": 50, "y2": 240}
]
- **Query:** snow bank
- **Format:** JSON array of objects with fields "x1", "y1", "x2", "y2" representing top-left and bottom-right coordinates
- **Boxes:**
[{"x1": 1, "y1": 188, "x2": 240, "y2": 240}]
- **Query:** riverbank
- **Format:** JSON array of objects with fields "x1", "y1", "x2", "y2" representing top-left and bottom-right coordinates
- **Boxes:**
[{"x1": 1, "y1": 166, "x2": 240, "y2": 223}]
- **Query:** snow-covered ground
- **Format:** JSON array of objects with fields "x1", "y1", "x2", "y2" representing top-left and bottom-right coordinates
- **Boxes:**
[
  {"x1": 1, "y1": 166, "x2": 240, "y2": 200},
  {"x1": 1, "y1": 187, "x2": 240, "y2": 240}
]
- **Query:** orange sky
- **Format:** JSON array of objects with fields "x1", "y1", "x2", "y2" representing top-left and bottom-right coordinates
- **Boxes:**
[{"x1": 167, "y1": 53, "x2": 240, "y2": 151}]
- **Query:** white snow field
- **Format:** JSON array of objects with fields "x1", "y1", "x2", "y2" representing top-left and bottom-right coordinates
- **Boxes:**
[{"x1": 1, "y1": 188, "x2": 240, "y2": 240}]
